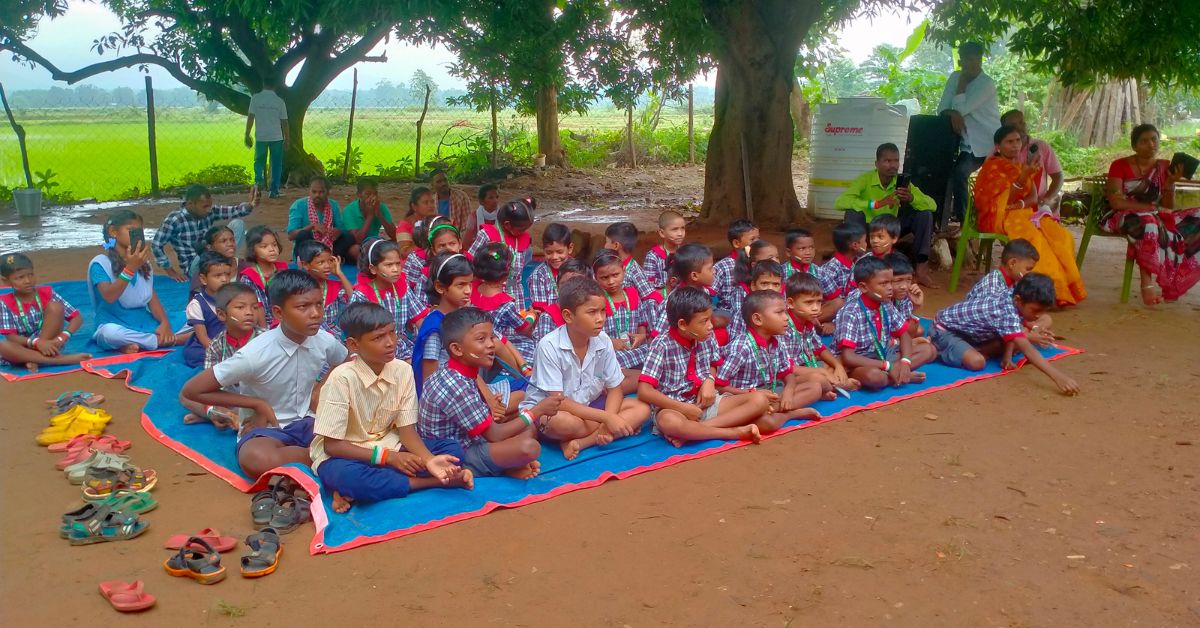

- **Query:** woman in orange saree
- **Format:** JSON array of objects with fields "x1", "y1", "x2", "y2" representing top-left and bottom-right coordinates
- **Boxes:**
[{"x1": 974, "y1": 125, "x2": 1087, "y2": 305}]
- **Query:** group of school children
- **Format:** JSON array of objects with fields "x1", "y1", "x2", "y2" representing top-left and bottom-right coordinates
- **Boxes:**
[{"x1": 0, "y1": 182, "x2": 1080, "y2": 513}]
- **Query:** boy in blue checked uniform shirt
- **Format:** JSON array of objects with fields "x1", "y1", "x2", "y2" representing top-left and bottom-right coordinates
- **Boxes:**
[
  {"x1": 834, "y1": 256, "x2": 936, "y2": 392},
  {"x1": 933, "y1": 272, "x2": 1079, "y2": 395},
  {"x1": 716, "y1": 290, "x2": 823, "y2": 433},
  {"x1": 0, "y1": 253, "x2": 89, "y2": 369},
  {"x1": 418, "y1": 307, "x2": 561, "y2": 478},
  {"x1": 153, "y1": 184, "x2": 256, "y2": 282},
  {"x1": 603, "y1": 222, "x2": 653, "y2": 298},
  {"x1": 637, "y1": 287, "x2": 768, "y2": 447},
  {"x1": 712, "y1": 219, "x2": 760, "y2": 305},
  {"x1": 783, "y1": 273, "x2": 859, "y2": 392},
  {"x1": 967, "y1": 238, "x2": 1057, "y2": 348},
  {"x1": 818, "y1": 221, "x2": 869, "y2": 333}
]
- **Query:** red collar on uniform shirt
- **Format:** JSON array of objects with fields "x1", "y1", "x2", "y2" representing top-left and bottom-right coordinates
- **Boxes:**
[
  {"x1": 354, "y1": 275, "x2": 405, "y2": 302},
  {"x1": 833, "y1": 252, "x2": 854, "y2": 268},
  {"x1": 727, "y1": 249, "x2": 740, "y2": 261},
  {"x1": 414, "y1": 248, "x2": 427, "y2": 262},
  {"x1": 738, "y1": 282, "x2": 751, "y2": 295},
  {"x1": 789, "y1": 258, "x2": 811, "y2": 273},
  {"x1": 860, "y1": 293, "x2": 882, "y2": 310},
  {"x1": 788, "y1": 310, "x2": 817, "y2": 333},
  {"x1": 748, "y1": 328, "x2": 773, "y2": 348},
  {"x1": 541, "y1": 303, "x2": 566, "y2": 327},
  {"x1": 1, "y1": 285, "x2": 54, "y2": 315},
  {"x1": 999, "y1": 267, "x2": 1016, "y2": 286},
  {"x1": 548, "y1": 264, "x2": 560, "y2": 280},
  {"x1": 480, "y1": 224, "x2": 530, "y2": 251},
  {"x1": 650, "y1": 245, "x2": 668, "y2": 260},
  {"x1": 667, "y1": 327, "x2": 697, "y2": 348},
  {"x1": 471, "y1": 288, "x2": 514, "y2": 309},
  {"x1": 446, "y1": 357, "x2": 480, "y2": 379},
  {"x1": 872, "y1": 250, "x2": 888, "y2": 258},
  {"x1": 226, "y1": 329, "x2": 256, "y2": 350},
  {"x1": 604, "y1": 287, "x2": 640, "y2": 314},
  {"x1": 324, "y1": 278, "x2": 342, "y2": 305}
]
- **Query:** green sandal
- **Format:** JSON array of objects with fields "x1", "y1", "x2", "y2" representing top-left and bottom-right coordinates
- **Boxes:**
[
  {"x1": 65, "y1": 506, "x2": 149, "y2": 545},
  {"x1": 98, "y1": 489, "x2": 158, "y2": 515}
]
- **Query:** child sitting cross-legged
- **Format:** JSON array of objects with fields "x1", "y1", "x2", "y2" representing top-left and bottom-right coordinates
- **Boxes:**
[
  {"x1": 532, "y1": 258, "x2": 591, "y2": 343},
  {"x1": 868, "y1": 213, "x2": 901, "y2": 258},
  {"x1": 182, "y1": 251, "x2": 235, "y2": 368},
  {"x1": 181, "y1": 270, "x2": 348, "y2": 478},
  {"x1": 723, "y1": 241, "x2": 781, "y2": 336},
  {"x1": 933, "y1": 272, "x2": 1079, "y2": 395},
  {"x1": 603, "y1": 221, "x2": 653, "y2": 297},
  {"x1": 716, "y1": 290, "x2": 823, "y2": 434},
  {"x1": 834, "y1": 256, "x2": 937, "y2": 391},
  {"x1": 0, "y1": 253, "x2": 90, "y2": 370},
  {"x1": 591, "y1": 250, "x2": 650, "y2": 393},
  {"x1": 818, "y1": 221, "x2": 868, "y2": 333},
  {"x1": 884, "y1": 252, "x2": 925, "y2": 338},
  {"x1": 970, "y1": 238, "x2": 1056, "y2": 347},
  {"x1": 312, "y1": 302, "x2": 473, "y2": 514},
  {"x1": 179, "y1": 282, "x2": 266, "y2": 429},
  {"x1": 783, "y1": 273, "x2": 859, "y2": 393},
  {"x1": 418, "y1": 307, "x2": 562, "y2": 479},
  {"x1": 525, "y1": 276, "x2": 652, "y2": 460},
  {"x1": 638, "y1": 286, "x2": 768, "y2": 447}
]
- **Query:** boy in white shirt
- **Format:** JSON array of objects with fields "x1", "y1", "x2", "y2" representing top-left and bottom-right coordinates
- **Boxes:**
[{"x1": 522, "y1": 277, "x2": 651, "y2": 460}]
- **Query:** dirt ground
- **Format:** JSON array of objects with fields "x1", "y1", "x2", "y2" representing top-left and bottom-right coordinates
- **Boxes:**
[{"x1": 2, "y1": 165, "x2": 1198, "y2": 627}]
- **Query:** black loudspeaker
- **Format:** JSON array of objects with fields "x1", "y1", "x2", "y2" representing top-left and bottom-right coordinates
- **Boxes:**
[{"x1": 903, "y1": 114, "x2": 958, "y2": 223}]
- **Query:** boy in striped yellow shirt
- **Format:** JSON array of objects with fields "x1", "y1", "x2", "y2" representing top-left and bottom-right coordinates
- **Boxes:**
[{"x1": 311, "y1": 302, "x2": 472, "y2": 513}]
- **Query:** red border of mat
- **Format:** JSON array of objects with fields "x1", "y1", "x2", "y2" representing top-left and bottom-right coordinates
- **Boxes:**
[{"x1": 83, "y1": 346, "x2": 1083, "y2": 554}]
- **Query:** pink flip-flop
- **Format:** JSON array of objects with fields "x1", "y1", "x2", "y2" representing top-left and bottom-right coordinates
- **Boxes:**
[
  {"x1": 98, "y1": 580, "x2": 156, "y2": 612},
  {"x1": 47, "y1": 434, "x2": 98, "y2": 454},
  {"x1": 164, "y1": 528, "x2": 238, "y2": 553}
]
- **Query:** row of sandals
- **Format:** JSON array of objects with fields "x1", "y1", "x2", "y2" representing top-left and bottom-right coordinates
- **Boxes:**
[{"x1": 40, "y1": 391, "x2": 308, "y2": 613}]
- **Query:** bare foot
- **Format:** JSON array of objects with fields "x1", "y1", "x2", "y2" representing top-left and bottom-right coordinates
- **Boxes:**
[
  {"x1": 594, "y1": 425, "x2": 615, "y2": 446},
  {"x1": 24, "y1": 362, "x2": 39, "y2": 372},
  {"x1": 915, "y1": 264, "x2": 940, "y2": 289},
  {"x1": 120, "y1": 344, "x2": 140, "y2": 354},
  {"x1": 505, "y1": 462, "x2": 541, "y2": 480},
  {"x1": 183, "y1": 413, "x2": 205, "y2": 425},
  {"x1": 331, "y1": 491, "x2": 352, "y2": 513},
  {"x1": 665, "y1": 435, "x2": 685, "y2": 448},
  {"x1": 739, "y1": 424, "x2": 762, "y2": 444},
  {"x1": 910, "y1": 371, "x2": 927, "y2": 383},
  {"x1": 844, "y1": 378, "x2": 862, "y2": 391},
  {"x1": 792, "y1": 408, "x2": 821, "y2": 422},
  {"x1": 560, "y1": 439, "x2": 583, "y2": 461},
  {"x1": 1141, "y1": 284, "x2": 1163, "y2": 306},
  {"x1": 822, "y1": 390, "x2": 837, "y2": 401},
  {"x1": 448, "y1": 468, "x2": 475, "y2": 490}
]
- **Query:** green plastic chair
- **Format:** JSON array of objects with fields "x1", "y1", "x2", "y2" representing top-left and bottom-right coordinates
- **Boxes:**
[
  {"x1": 1074, "y1": 175, "x2": 1135, "y2": 303},
  {"x1": 948, "y1": 178, "x2": 1008, "y2": 293}
]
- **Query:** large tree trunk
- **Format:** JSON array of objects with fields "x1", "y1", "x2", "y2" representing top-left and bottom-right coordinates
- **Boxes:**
[
  {"x1": 790, "y1": 79, "x2": 812, "y2": 143},
  {"x1": 281, "y1": 100, "x2": 324, "y2": 185},
  {"x1": 536, "y1": 84, "x2": 566, "y2": 167},
  {"x1": 700, "y1": 0, "x2": 817, "y2": 227}
]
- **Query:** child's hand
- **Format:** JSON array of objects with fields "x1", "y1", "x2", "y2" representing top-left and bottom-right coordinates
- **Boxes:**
[
  {"x1": 631, "y1": 330, "x2": 647, "y2": 349},
  {"x1": 165, "y1": 267, "x2": 188, "y2": 283},
  {"x1": 908, "y1": 284, "x2": 924, "y2": 307},
  {"x1": 680, "y1": 404, "x2": 703, "y2": 422},
  {"x1": 155, "y1": 322, "x2": 176, "y2": 347},
  {"x1": 604, "y1": 414, "x2": 633, "y2": 438},
  {"x1": 889, "y1": 360, "x2": 912, "y2": 386},
  {"x1": 611, "y1": 337, "x2": 630, "y2": 351},
  {"x1": 243, "y1": 404, "x2": 279, "y2": 433},
  {"x1": 763, "y1": 390, "x2": 781, "y2": 413},
  {"x1": 830, "y1": 364, "x2": 851, "y2": 387},
  {"x1": 425, "y1": 454, "x2": 462, "y2": 482},
  {"x1": 1053, "y1": 372, "x2": 1080, "y2": 396},
  {"x1": 532, "y1": 393, "x2": 563, "y2": 419},
  {"x1": 389, "y1": 452, "x2": 425, "y2": 477},
  {"x1": 208, "y1": 406, "x2": 239, "y2": 430},
  {"x1": 487, "y1": 393, "x2": 508, "y2": 420},
  {"x1": 129, "y1": 241, "x2": 153, "y2": 269},
  {"x1": 1028, "y1": 326, "x2": 1055, "y2": 348},
  {"x1": 1001, "y1": 356, "x2": 1017, "y2": 371},
  {"x1": 38, "y1": 338, "x2": 61, "y2": 357},
  {"x1": 332, "y1": 256, "x2": 348, "y2": 279},
  {"x1": 697, "y1": 380, "x2": 716, "y2": 409}
]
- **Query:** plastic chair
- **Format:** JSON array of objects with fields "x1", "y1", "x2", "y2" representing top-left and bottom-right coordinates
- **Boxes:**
[
  {"x1": 1074, "y1": 175, "x2": 1135, "y2": 303},
  {"x1": 948, "y1": 180, "x2": 1009, "y2": 293}
]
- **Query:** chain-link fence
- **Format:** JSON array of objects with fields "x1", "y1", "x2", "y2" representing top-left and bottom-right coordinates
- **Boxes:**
[{"x1": 1, "y1": 78, "x2": 713, "y2": 203}]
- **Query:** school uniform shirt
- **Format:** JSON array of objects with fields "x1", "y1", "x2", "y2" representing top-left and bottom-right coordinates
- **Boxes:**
[
  {"x1": 532, "y1": 303, "x2": 566, "y2": 344},
  {"x1": 712, "y1": 251, "x2": 739, "y2": 305},
  {"x1": 152, "y1": 203, "x2": 253, "y2": 272},
  {"x1": 818, "y1": 253, "x2": 856, "y2": 301},
  {"x1": 237, "y1": 261, "x2": 289, "y2": 328},
  {"x1": 721, "y1": 283, "x2": 750, "y2": 338},
  {"x1": 476, "y1": 205, "x2": 499, "y2": 229},
  {"x1": 641, "y1": 288, "x2": 669, "y2": 336},
  {"x1": 212, "y1": 326, "x2": 348, "y2": 427},
  {"x1": 418, "y1": 358, "x2": 494, "y2": 448},
  {"x1": 967, "y1": 268, "x2": 1017, "y2": 300},
  {"x1": 622, "y1": 256, "x2": 653, "y2": 298},
  {"x1": 715, "y1": 330, "x2": 794, "y2": 392},
  {"x1": 781, "y1": 258, "x2": 818, "y2": 286},
  {"x1": 638, "y1": 328, "x2": 723, "y2": 404},
  {"x1": 0, "y1": 286, "x2": 79, "y2": 337},
  {"x1": 468, "y1": 224, "x2": 531, "y2": 306},
  {"x1": 522, "y1": 326, "x2": 625, "y2": 410},
  {"x1": 204, "y1": 327, "x2": 266, "y2": 370},
  {"x1": 649, "y1": 285, "x2": 721, "y2": 337},
  {"x1": 402, "y1": 249, "x2": 427, "y2": 293},
  {"x1": 643, "y1": 245, "x2": 670, "y2": 290},
  {"x1": 834, "y1": 294, "x2": 910, "y2": 359},
  {"x1": 603, "y1": 287, "x2": 650, "y2": 369},
  {"x1": 784, "y1": 312, "x2": 828, "y2": 369},
  {"x1": 892, "y1": 294, "x2": 916, "y2": 322},
  {"x1": 472, "y1": 290, "x2": 536, "y2": 362},
  {"x1": 183, "y1": 291, "x2": 223, "y2": 367},
  {"x1": 527, "y1": 262, "x2": 559, "y2": 309},
  {"x1": 320, "y1": 277, "x2": 349, "y2": 335},
  {"x1": 348, "y1": 277, "x2": 414, "y2": 360},
  {"x1": 935, "y1": 291, "x2": 1025, "y2": 345},
  {"x1": 310, "y1": 358, "x2": 418, "y2": 471}
]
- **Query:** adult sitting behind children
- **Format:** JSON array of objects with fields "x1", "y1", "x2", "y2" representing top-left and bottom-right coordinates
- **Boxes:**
[
  {"x1": 287, "y1": 177, "x2": 357, "y2": 261},
  {"x1": 341, "y1": 178, "x2": 397, "y2": 259},
  {"x1": 181, "y1": 270, "x2": 348, "y2": 478},
  {"x1": 835, "y1": 142, "x2": 938, "y2": 287},
  {"x1": 933, "y1": 272, "x2": 1079, "y2": 395},
  {"x1": 152, "y1": 184, "x2": 257, "y2": 282},
  {"x1": 313, "y1": 302, "x2": 472, "y2": 514}
]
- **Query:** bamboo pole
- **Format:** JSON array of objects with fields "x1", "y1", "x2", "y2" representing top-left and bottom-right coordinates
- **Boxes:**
[
  {"x1": 145, "y1": 76, "x2": 160, "y2": 196},
  {"x1": 343, "y1": 69, "x2": 358, "y2": 179}
]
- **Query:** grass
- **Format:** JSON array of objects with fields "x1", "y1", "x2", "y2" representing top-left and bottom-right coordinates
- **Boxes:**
[{"x1": 0, "y1": 106, "x2": 713, "y2": 201}]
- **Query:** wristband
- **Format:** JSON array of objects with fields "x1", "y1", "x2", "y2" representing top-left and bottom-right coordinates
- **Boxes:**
[
  {"x1": 25, "y1": 336, "x2": 34, "y2": 347},
  {"x1": 900, "y1": 357, "x2": 913, "y2": 366},
  {"x1": 118, "y1": 271, "x2": 134, "y2": 282},
  {"x1": 379, "y1": 447, "x2": 389, "y2": 466},
  {"x1": 371, "y1": 446, "x2": 382, "y2": 465},
  {"x1": 518, "y1": 410, "x2": 534, "y2": 427},
  {"x1": 60, "y1": 330, "x2": 72, "y2": 340},
  {"x1": 867, "y1": 200, "x2": 876, "y2": 211},
  {"x1": 30, "y1": 337, "x2": 39, "y2": 349},
  {"x1": 881, "y1": 360, "x2": 891, "y2": 372},
  {"x1": 520, "y1": 363, "x2": 533, "y2": 377}
]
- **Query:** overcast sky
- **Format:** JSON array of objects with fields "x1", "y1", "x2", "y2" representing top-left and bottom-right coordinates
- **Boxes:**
[{"x1": 3, "y1": 2, "x2": 928, "y2": 93}]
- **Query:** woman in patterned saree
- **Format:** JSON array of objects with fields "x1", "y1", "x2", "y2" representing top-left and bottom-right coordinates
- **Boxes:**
[{"x1": 1105, "y1": 123, "x2": 1200, "y2": 304}]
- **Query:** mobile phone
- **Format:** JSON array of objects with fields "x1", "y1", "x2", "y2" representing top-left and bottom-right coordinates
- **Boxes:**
[
  {"x1": 1171, "y1": 152, "x2": 1199, "y2": 180},
  {"x1": 130, "y1": 227, "x2": 145, "y2": 248},
  {"x1": 896, "y1": 173, "x2": 911, "y2": 189}
]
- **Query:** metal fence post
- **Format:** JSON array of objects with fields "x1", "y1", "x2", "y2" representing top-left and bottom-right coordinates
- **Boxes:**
[
  {"x1": 343, "y1": 68, "x2": 358, "y2": 179},
  {"x1": 145, "y1": 76, "x2": 159, "y2": 196}
]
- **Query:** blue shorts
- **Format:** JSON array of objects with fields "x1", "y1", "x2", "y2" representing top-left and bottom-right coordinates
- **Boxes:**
[
  {"x1": 931, "y1": 328, "x2": 975, "y2": 368},
  {"x1": 236, "y1": 416, "x2": 315, "y2": 458},
  {"x1": 316, "y1": 438, "x2": 465, "y2": 503},
  {"x1": 462, "y1": 442, "x2": 505, "y2": 477}
]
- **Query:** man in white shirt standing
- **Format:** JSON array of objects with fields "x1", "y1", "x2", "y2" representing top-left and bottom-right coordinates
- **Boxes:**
[
  {"x1": 1001, "y1": 109, "x2": 1064, "y2": 213},
  {"x1": 937, "y1": 42, "x2": 1000, "y2": 225},
  {"x1": 245, "y1": 77, "x2": 289, "y2": 198}
]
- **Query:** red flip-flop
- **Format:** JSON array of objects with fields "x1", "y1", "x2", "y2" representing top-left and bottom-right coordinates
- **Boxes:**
[
  {"x1": 98, "y1": 580, "x2": 156, "y2": 612},
  {"x1": 164, "y1": 528, "x2": 238, "y2": 553},
  {"x1": 47, "y1": 434, "x2": 98, "y2": 453}
]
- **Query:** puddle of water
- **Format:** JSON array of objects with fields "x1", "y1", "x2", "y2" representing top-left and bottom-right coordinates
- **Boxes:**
[{"x1": 1, "y1": 199, "x2": 170, "y2": 252}]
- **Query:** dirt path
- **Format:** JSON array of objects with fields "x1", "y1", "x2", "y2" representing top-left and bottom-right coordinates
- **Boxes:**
[{"x1": 2, "y1": 166, "x2": 1198, "y2": 626}]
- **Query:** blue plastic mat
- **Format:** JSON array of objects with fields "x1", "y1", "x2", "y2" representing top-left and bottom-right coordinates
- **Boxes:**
[
  {"x1": 91, "y1": 339, "x2": 1081, "y2": 554},
  {"x1": 1, "y1": 276, "x2": 192, "y2": 381}
]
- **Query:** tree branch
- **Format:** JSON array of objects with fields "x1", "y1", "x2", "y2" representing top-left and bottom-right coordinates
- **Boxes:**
[
  {"x1": 0, "y1": 32, "x2": 248, "y2": 112},
  {"x1": 289, "y1": 23, "x2": 391, "y2": 103}
]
